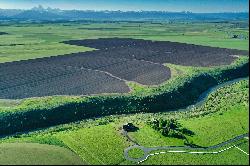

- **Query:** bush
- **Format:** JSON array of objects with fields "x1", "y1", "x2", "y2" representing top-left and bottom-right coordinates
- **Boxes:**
[{"x1": 148, "y1": 118, "x2": 193, "y2": 139}]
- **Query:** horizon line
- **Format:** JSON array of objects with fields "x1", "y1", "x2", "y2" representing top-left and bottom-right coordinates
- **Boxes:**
[{"x1": 0, "y1": 7, "x2": 249, "y2": 14}]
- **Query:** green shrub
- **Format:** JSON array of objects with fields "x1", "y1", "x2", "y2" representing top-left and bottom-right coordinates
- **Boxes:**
[{"x1": 148, "y1": 118, "x2": 194, "y2": 139}]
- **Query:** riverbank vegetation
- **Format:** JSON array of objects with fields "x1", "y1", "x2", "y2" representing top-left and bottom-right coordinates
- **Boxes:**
[{"x1": 0, "y1": 79, "x2": 248, "y2": 165}]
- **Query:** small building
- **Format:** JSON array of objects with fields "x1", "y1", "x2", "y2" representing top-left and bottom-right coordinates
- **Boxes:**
[{"x1": 123, "y1": 123, "x2": 138, "y2": 132}]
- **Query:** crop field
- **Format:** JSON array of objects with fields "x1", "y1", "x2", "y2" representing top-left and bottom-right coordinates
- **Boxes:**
[
  {"x1": 64, "y1": 38, "x2": 248, "y2": 66},
  {"x1": 0, "y1": 37, "x2": 248, "y2": 99},
  {"x1": 0, "y1": 60, "x2": 130, "y2": 99},
  {"x1": 0, "y1": 143, "x2": 85, "y2": 165}
]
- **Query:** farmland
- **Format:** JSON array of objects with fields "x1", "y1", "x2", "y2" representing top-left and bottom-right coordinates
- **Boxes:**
[
  {"x1": 0, "y1": 21, "x2": 249, "y2": 64},
  {"x1": 0, "y1": 20, "x2": 249, "y2": 165},
  {"x1": 0, "y1": 143, "x2": 85, "y2": 165},
  {"x1": 1, "y1": 38, "x2": 247, "y2": 99},
  {"x1": 64, "y1": 38, "x2": 248, "y2": 66}
]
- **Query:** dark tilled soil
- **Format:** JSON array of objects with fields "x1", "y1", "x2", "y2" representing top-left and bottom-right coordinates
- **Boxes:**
[
  {"x1": 42, "y1": 51, "x2": 171, "y2": 85},
  {"x1": 1, "y1": 38, "x2": 248, "y2": 99},
  {"x1": 0, "y1": 61, "x2": 130, "y2": 99},
  {"x1": 64, "y1": 38, "x2": 248, "y2": 67},
  {"x1": 0, "y1": 32, "x2": 8, "y2": 35}
]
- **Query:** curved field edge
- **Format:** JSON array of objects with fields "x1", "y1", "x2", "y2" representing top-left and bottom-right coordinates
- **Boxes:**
[
  {"x1": 0, "y1": 57, "x2": 248, "y2": 136},
  {"x1": 0, "y1": 79, "x2": 248, "y2": 165},
  {"x1": 0, "y1": 143, "x2": 86, "y2": 165}
]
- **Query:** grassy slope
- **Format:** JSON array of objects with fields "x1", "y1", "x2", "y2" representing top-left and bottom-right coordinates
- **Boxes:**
[
  {"x1": 180, "y1": 79, "x2": 249, "y2": 146},
  {"x1": 137, "y1": 142, "x2": 249, "y2": 165},
  {"x1": 181, "y1": 104, "x2": 248, "y2": 146},
  {"x1": 129, "y1": 80, "x2": 249, "y2": 146},
  {"x1": 122, "y1": 80, "x2": 249, "y2": 165},
  {"x1": 0, "y1": 22, "x2": 248, "y2": 63},
  {"x1": 128, "y1": 125, "x2": 185, "y2": 147},
  {"x1": 55, "y1": 124, "x2": 131, "y2": 165},
  {"x1": 0, "y1": 143, "x2": 85, "y2": 165},
  {"x1": 0, "y1": 79, "x2": 248, "y2": 165}
]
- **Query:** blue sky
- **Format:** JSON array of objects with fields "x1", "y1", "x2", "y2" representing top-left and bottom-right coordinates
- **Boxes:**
[{"x1": 0, "y1": 0, "x2": 248, "y2": 12}]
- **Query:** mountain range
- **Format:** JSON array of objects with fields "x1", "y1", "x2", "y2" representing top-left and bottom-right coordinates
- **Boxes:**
[{"x1": 0, "y1": 5, "x2": 249, "y2": 21}]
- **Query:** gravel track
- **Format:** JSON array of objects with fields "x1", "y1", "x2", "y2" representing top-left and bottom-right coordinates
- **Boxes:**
[{"x1": 124, "y1": 133, "x2": 249, "y2": 163}]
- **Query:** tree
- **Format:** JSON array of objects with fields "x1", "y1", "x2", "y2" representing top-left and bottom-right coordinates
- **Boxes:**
[{"x1": 148, "y1": 118, "x2": 194, "y2": 139}]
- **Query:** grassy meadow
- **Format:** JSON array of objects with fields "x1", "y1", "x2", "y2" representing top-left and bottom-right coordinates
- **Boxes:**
[
  {"x1": 0, "y1": 143, "x2": 85, "y2": 165},
  {"x1": 0, "y1": 21, "x2": 248, "y2": 63},
  {"x1": 0, "y1": 79, "x2": 248, "y2": 165}
]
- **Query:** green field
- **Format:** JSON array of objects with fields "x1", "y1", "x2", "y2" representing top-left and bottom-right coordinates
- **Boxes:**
[
  {"x1": 134, "y1": 142, "x2": 249, "y2": 165},
  {"x1": 56, "y1": 124, "x2": 132, "y2": 165},
  {"x1": 0, "y1": 143, "x2": 85, "y2": 165},
  {"x1": 1, "y1": 79, "x2": 248, "y2": 165},
  {"x1": 0, "y1": 21, "x2": 248, "y2": 63}
]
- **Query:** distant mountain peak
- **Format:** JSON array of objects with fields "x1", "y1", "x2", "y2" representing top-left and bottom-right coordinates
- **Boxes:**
[
  {"x1": 0, "y1": 7, "x2": 248, "y2": 21},
  {"x1": 31, "y1": 5, "x2": 45, "y2": 11},
  {"x1": 31, "y1": 5, "x2": 61, "y2": 12}
]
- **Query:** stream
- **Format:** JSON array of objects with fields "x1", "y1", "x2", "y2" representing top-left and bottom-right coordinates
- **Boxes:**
[{"x1": 178, "y1": 77, "x2": 249, "y2": 112}]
